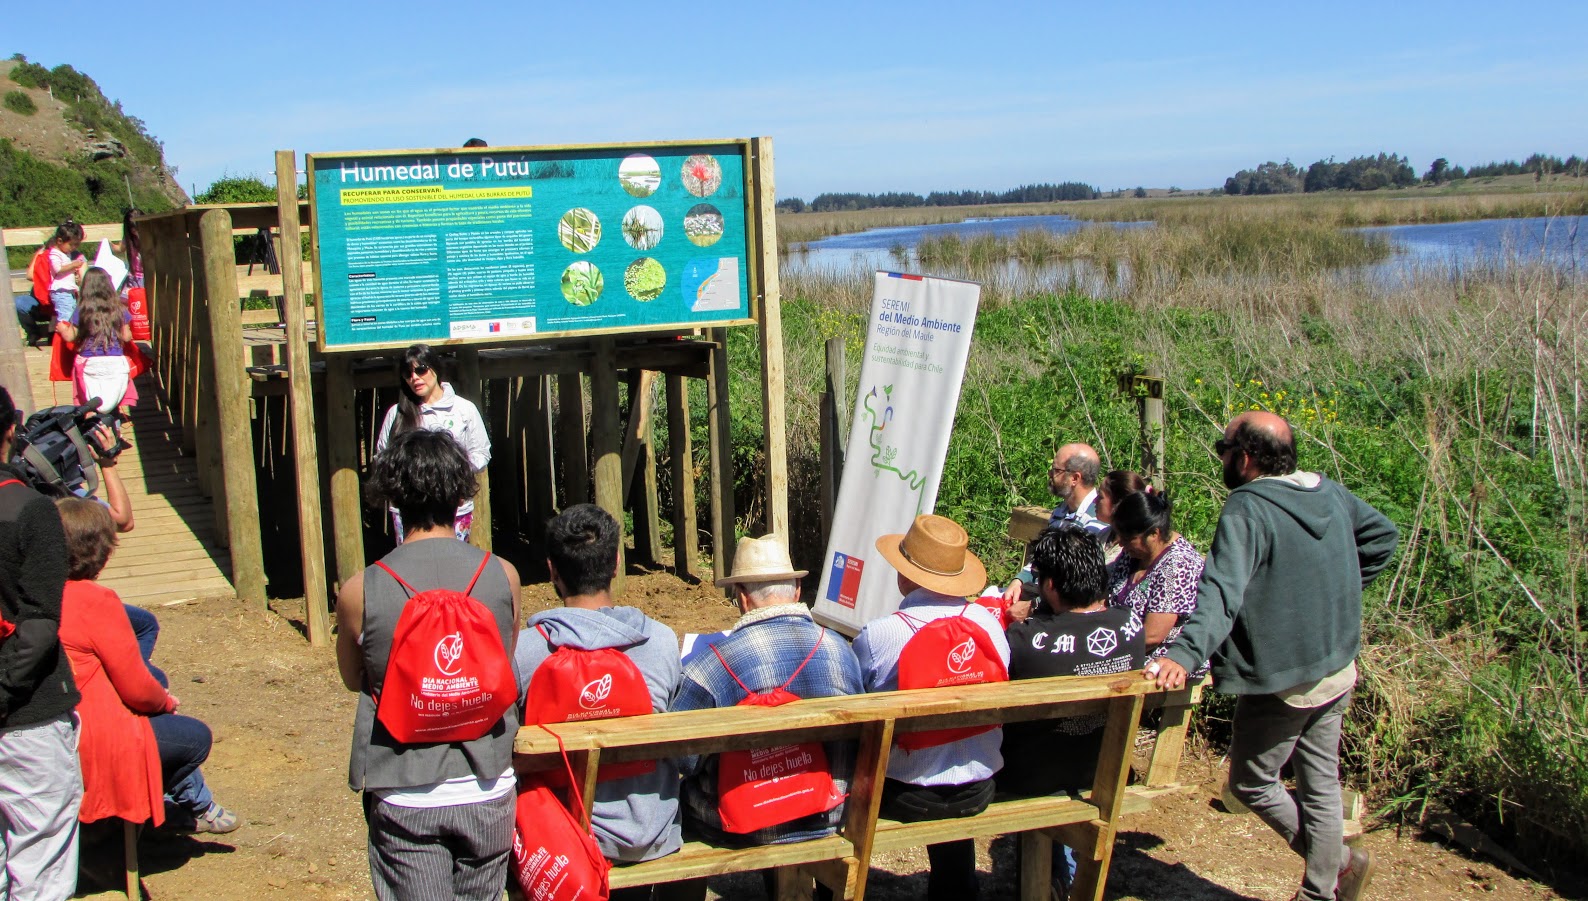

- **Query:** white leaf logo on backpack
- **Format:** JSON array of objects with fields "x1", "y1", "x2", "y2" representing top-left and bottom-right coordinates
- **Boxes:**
[
  {"x1": 946, "y1": 636, "x2": 978, "y2": 674},
  {"x1": 434, "y1": 632, "x2": 465, "y2": 676},
  {"x1": 579, "y1": 674, "x2": 614, "y2": 710}
]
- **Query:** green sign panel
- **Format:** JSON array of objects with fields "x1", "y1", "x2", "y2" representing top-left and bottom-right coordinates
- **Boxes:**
[{"x1": 307, "y1": 140, "x2": 758, "y2": 350}]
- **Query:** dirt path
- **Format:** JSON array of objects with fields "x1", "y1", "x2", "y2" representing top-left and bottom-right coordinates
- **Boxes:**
[{"x1": 89, "y1": 575, "x2": 1567, "y2": 900}]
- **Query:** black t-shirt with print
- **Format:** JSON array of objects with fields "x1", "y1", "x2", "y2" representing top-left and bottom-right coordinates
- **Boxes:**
[{"x1": 998, "y1": 606, "x2": 1146, "y2": 796}]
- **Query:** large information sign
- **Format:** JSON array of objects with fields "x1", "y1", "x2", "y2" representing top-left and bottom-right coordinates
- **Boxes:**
[{"x1": 307, "y1": 140, "x2": 758, "y2": 350}]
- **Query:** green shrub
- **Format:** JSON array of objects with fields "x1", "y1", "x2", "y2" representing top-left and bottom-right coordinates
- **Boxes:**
[{"x1": 2, "y1": 90, "x2": 36, "y2": 115}]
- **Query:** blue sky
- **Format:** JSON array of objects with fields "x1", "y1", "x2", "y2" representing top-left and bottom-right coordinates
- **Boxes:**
[{"x1": 7, "y1": 1, "x2": 1587, "y2": 200}]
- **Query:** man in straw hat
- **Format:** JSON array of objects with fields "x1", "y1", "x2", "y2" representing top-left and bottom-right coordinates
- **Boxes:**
[
  {"x1": 854, "y1": 514, "x2": 1011, "y2": 901},
  {"x1": 668, "y1": 534, "x2": 862, "y2": 893}
]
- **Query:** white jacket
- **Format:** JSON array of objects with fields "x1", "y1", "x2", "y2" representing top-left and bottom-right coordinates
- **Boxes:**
[{"x1": 376, "y1": 382, "x2": 492, "y2": 473}]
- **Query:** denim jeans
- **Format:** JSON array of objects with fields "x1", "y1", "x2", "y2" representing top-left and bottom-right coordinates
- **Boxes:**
[
  {"x1": 880, "y1": 778, "x2": 994, "y2": 901},
  {"x1": 1229, "y1": 689, "x2": 1351, "y2": 901},
  {"x1": 150, "y1": 713, "x2": 213, "y2": 814}
]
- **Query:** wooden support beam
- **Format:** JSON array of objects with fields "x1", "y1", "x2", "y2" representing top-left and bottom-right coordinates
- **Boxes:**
[
  {"x1": 590, "y1": 339, "x2": 624, "y2": 591},
  {"x1": 1069, "y1": 692, "x2": 1146, "y2": 901},
  {"x1": 556, "y1": 373, "x2": 589, "y2": 507},
  {"x1": 819, "y1": 337, "x2": 847, "y2": 556},
  {"x1": 456, "y1": 347, "x2": 491, "y2": 551},
  {"x1": 325, "y1": 355, "x2": 364, "y2": 588},
  {"x1": 188, "y1": 235, "x2": 220, "y2": 504},
  {"x1": 665, "y1": 374, "x2": 697, "y2": 579},
  {"x1": 1019, "y1": 830, "x2": 1054, "y2": 901},
  {"x1": 523, "y1": 376, "x2": 555, "y2": 554},
  {"x1": 0, "y1": 230, "x2": 35, "y2": 419},
  {"x1": 750, "y1": 137, "x2": 789, "y2": 539},
  {"x1": 276, "y1": 150, "x2": 332, "y2": 646},
  {"x1": 705, "y1": 328, "x2": 735, "y2": 584},
  {"x1": 198, "y1": 210, "x2": 267, "y2": 605},
  {"x1": 620, "y1": 371, "x2": 663, "y2": 566},
  {"x1": 619, "y1": 370, "x2": 657, "y2": 489},
  {"x1": 843, "y1": 718, "x2": 894, "y2": 901}
]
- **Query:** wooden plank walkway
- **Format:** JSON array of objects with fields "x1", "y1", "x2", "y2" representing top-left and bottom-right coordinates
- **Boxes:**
[{"x1": 23, "y1": 344, "x2": 235, "y2": 606}]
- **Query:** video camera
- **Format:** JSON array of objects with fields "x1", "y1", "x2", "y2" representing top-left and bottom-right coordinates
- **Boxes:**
[{"x1": 9, "y1": 400, "x2": 129, "y2": 498}]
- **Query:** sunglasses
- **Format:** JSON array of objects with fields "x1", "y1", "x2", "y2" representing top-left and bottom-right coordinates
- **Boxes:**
[
  {"x1": 1213, "y1": 438, "x2": 1235, "y2": 457},
  {"x1": 403, "y1": 363, "x2": 432, "y2": 377}
]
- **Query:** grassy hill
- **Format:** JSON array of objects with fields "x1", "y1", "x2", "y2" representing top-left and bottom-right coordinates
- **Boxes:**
[{"x1": 1, "y1": 54, "x2": 187, "y2": 263}]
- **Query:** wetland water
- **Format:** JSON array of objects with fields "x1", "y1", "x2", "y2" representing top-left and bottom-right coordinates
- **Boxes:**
[{"x1": 782, "y1": 213, "x2": 1588, "y2": 290}]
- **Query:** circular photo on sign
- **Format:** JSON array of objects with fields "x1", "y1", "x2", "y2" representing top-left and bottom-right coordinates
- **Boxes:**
[
  {"x1": 558, "y1": 208, "x2": 601, "y2": 253},
  {"x1": 560, "y1": 261, "x2": 603, "y2": 306},
  {"x1": 618, "y1": 154, "x2": 661, "y2": 198},
  {"x1": 681, "y1": 154, "x2": 723, "y2": 198},
  {"x1": 624, "y1": 258, "x2": 666, "y2": 302},
  {"x1": 621, "y1": 206, "x2": 664, "y2": 251},
  {"x1": 683, "y1": 203, "x2": 725, "y2": 247}
]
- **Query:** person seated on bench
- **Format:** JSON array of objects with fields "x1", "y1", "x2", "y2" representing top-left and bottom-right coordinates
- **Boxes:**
[
  {"x1": 1001, "y1": 443, "x2": 1110, "y2": 621},
  {"x1": 998, "y1": 525, "x2": 1146, "y2": 894},
  {"x1": 515, "y1": 504, "x2": 683, "y2": 891},
  {"x1": 669, "y1": 534, "x2": 862, "y2": 885},
  {"x1": 1001, "y1": 526, "x2": 1147, "y2": 797},
  {"x1": 854, "y1": 514, "x2": 1011, "y2": 901},
  {"x1": 56, "y1": 498, "x2": 241, "y2": 888}
]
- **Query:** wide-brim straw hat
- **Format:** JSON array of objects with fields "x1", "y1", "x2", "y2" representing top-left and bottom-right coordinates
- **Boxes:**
[
  {"x1": 716, "y1": 534, "x2": 808, "y2": 587},
  {"x1": 875, "y1": 514, "x2": 987, "y2": 598}
]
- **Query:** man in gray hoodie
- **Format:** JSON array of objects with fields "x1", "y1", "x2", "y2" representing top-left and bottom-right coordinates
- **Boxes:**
[
  {"x1": 515, "y1": 504, "x2": 682, "y2": 888},
  {"x1": 1149, "y1": 411, "x2": 1397, "y2": 901}
]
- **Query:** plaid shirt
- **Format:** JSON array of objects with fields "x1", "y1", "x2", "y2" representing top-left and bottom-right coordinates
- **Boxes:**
[{"x1": 671, "y1": 604, "x2": 863, "y2": 845}]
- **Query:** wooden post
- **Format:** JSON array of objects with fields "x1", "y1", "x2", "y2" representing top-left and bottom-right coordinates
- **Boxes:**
[
  {"x1": 556, "y1": 373, "x2": 589, "y2": 506},
  {"x1": 198, "y1": 210, "x2": 267, "y2": 605},
  {"x1": 496, "y1": 378, "x2": 524, "y2": 540},
  {"x1": 276, "y1": 150, "x2": 332, "y2": 646},
  {"x1": 325, "y1": 355, "x2": 365, "y2": 587},
  {"x1": 1067, "y1": 693, "x2": 1146, "y2": 901},
  {"x1": 1142, "y1": 367, "x2": 1166, "y2": 490},
  {"x1": 456, "y1": 347, "x2": 491, "y2": 551},
  {"x1": 819, "y1": 338, "x2": 847, "y2": 555},
  {"x1": 706, "y1": 329, "x2": 736, "y2": 584},
  {"x1": 0, "y1": 230, "x2": 35, "y2": 418},
  {"x1": 750, "y1": 137, "x2": 789, "y2": 539},
  {"x1": 188, "y1": 235, "x2": 220, "y2": 503},
  {"x1": 524, "y1": 376, "x2": 555, "y2": 553},
  {"x1": 665, "y1": 374, "x2": 697, "y2": 578},
  {"x1": 590, "y1": 339, "x2": 624, "y2": 591},
  {"x1": 622, "y1": 371, "x2": 662, "y2": 566}
]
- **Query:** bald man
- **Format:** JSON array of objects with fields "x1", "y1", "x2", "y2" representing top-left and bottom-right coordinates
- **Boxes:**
[
  {"x1": 1001, "y1": 442, "x2": 1107, "y2": 612},
  {"x1": 1149, "y1": 412, "x2": 1397, "y2": 901}
]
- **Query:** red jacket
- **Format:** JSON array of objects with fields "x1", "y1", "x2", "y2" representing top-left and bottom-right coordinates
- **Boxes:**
[{"x1": 59, "y1": 580, "x2": 172, "y2": 825}]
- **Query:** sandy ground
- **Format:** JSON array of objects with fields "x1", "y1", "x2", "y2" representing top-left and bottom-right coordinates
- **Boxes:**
[{"x1": 80, "y1": 573, "x2": 1574, "y2": 900}]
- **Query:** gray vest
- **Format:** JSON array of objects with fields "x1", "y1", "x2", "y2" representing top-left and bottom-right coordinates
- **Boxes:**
[{"x1": 348, "y1": 538, "x2": 519, "y2": 792}]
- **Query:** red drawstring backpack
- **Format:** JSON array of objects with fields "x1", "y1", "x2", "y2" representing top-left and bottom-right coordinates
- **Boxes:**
[
  {"x1": 712, "y1": 633, "x2": 846, "y2": 834},
  {"x1": 372, "y1": 555, "x2": 515, "y2": 744},
  {"x1": 972, "y1": 589, "x2": 1011, "y2": 631},
  {"x1": 512, "y1": 725, "x2": 611, "y2": 901},
  {"x1": 892, "y1": 605, "x2": 1009, "y2": 751},
  {"x1": 29, "y1": 247, "x2": 52, "y2": 305},
  {"x1": 124, "y1": 287, "x2": 150, "y2": 341},
  {"x1": 523, "y1": 623, "x2": 656, "y2": 782}
]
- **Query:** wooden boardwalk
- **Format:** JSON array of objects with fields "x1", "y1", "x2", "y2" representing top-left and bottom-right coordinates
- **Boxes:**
[{"x1": 23, "y1": 344, "x2": 235, "y2": 606}]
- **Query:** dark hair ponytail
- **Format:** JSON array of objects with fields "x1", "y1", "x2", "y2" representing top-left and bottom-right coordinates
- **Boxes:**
[{"x1": 1112, "y1": 491, "x2": 1173, "y2": 542}]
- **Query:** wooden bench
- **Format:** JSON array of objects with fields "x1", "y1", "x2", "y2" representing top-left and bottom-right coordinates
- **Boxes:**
[{"x1": 513, "y1": 672, "x2": 1201, "y2": 901}]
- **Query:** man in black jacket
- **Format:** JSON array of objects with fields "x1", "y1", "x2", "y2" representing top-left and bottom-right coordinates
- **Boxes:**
[{"x1": 0, "y1": 385, "x2": 82, "y2": 900}]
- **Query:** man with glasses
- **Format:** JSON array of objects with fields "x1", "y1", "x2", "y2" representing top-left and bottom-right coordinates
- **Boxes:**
[
  {"x1": 1147, "y1": 411, "x2": 1397, "y2": 901},
  {"x1": 1001, "y1": 443, "x2": 1107, "y2": 612}
]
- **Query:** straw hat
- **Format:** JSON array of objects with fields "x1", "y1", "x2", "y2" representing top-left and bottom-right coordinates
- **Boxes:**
[
  {"x1": 715, "y1": 534, "x2": 808, "y2": 587},
  {"x1": 875, "y1": 514, "x2": 987, "y2": 598}
]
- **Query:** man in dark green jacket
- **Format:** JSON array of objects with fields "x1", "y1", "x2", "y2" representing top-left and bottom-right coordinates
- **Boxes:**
[{"x1": 1149, "y1": 411, "x2": 1397, "y2": 901}]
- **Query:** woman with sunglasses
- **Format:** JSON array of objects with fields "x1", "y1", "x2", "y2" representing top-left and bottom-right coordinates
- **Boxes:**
[{"x1": 374, "y1": 344, "x2": 491, "y2": 543}]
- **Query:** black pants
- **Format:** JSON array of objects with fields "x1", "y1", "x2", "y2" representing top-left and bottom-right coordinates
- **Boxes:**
[{"x1": 880, "y1": 777, "x2": 995, "y2": 901}]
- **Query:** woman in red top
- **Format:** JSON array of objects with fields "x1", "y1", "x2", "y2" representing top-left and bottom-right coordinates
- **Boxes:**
[
  {"x1": 56, "y1": 499, "x2": 171, "y2": 829},
  {"x1": 55, "y1": 500, "x2": 239, "y2": 847}
]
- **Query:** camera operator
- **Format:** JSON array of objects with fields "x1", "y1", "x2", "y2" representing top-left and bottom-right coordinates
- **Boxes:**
[{"x1": 0, "y1": 385, "x2": 83, "y2": 900}]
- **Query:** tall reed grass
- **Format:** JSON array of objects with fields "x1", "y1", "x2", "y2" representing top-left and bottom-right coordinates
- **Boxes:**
[{"x1": 746, "y1": 220, "x2": 1588, "y2": 878}]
